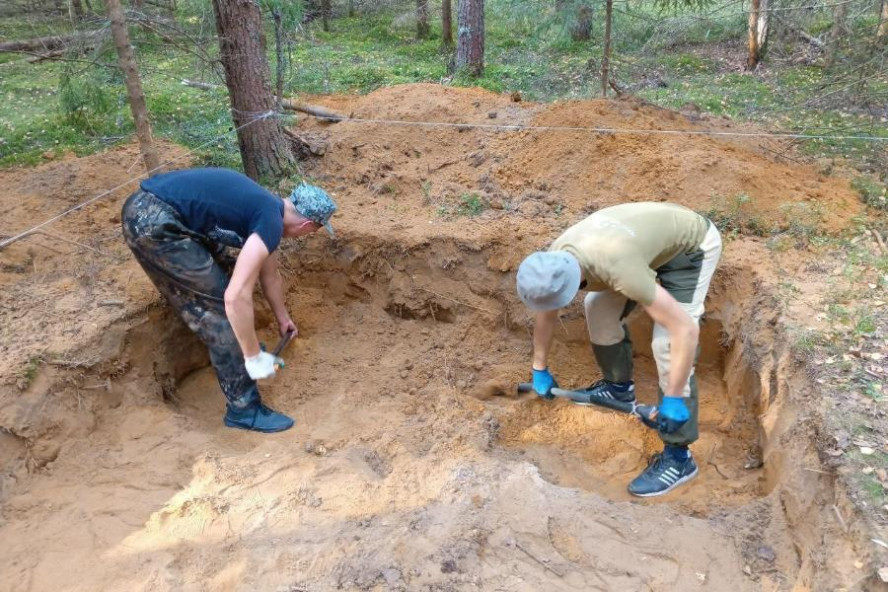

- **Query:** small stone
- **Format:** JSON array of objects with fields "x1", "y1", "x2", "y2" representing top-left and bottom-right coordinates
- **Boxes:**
[
  {"x1": 877, "y1": 469, "x2": 888, "y2": 482},
  {"x1": 456, "y1": 380, "x2": 467, "y2": 390},
  {"x1": 400, "y1": 370, "x2": 409, "y2": 379},
  {"x1": 879, "y1": 567, "x2": 888, "y2": 582},
  {"x1": 861, "y1": 446, "x2": 875, "y2": 455},
  {"x1": 863, "y1": 466, "x2": 875, "y2": 475},
  {"x1": 855, "y1": 559, "x2": 864, "y2": 569},
  {"x1": 743, "y1": 565, "x2": 752, "y2": 576},
  {"x1": 756, "y1": 546, "x2": 776, "y2": 563},
  {"x1": 487, "y1": 111, "x2": 498, "y2": 119},
  {"x1": 440, "y1": 559, "x2": 457, "y2": 574},
  {"x1": 473, "y1": 361, "x2": 484, "y2": 371}
]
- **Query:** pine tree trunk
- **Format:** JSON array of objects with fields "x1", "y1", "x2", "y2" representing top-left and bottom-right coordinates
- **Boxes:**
[
  {"x1": 273, "y1": 8, "x2": 284, "y2": 112},
  {"x1": 107, "y1": 0, "x2": 160, "y2": 174},
  {"x1": 69, "y1": 0, "x2": 83, "y2": 22},
  {"x1": 571, "y1": 3, "x2": 592, "y2": 42},
  {"x1": 322, "y1": 0, "x2": 331, "y2": 31},
  {"x1": 456, "y1": 0, "x2": 484, "y2": 76},
  {"x1": 212, "y1": 0, "x2": 294, "y2": 181},
  {"x1": 416, "y1": 0, "x2": 430, "y2": 39},
  {"x1": 601, "y1": 0, "x2": 613, "y2": 97},
  {"x1": 746, "y1": 0, "x2": 769, "y2": 70},
  {"x1": 879, "y1": 0, "x2": 888, "y2": 39},
  {"x1": 442, "y1": 0, "x2": 453, "y2": 48},
  {"x1": 826, "y1": 1, "x2": 847, "y2": 65}
]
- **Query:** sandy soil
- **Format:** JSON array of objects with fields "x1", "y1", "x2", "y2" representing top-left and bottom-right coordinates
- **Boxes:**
[{"x1": 0, "y1": 84, "x2": 877, "y2": 591}]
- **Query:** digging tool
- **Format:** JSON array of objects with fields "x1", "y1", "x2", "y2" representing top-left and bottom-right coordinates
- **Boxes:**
[
  {"x1": 260, "y1": 328, "x2": 297, "y2": 369},
  {"x1": 516, "y1": 382, "x2": 659, "y2": 429}
]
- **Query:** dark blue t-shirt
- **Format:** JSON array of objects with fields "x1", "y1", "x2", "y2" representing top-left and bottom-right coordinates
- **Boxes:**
[{"x1": 141, "y1": 168, "x2": 285, "y2": 253}]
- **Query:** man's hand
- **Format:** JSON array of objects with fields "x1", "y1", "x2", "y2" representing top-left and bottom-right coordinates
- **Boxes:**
[
  {"x1": 532, "y1": 367, "x2": 558, "y2": 399},
  {"x1": 278, "y1": 316, "x2": 298, "y2": 338},
  {"x1": 244, "y1": 351, "x2": 283, "y2": 380},
  {"x1": 657, "y1": 396, "x2": 690, "y2": 434}
]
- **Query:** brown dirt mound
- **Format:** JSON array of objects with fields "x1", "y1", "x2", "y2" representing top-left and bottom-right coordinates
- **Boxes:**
[
  {"x1": 301, "y1": 83, "x2": 859, "y2": 242},
  {"x1": 0, "y1": 84, "x2": 875, "y2": 591}
]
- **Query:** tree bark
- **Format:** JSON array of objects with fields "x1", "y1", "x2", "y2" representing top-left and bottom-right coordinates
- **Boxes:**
[
  {"x1": 746, "y1": 0, "x2": 770, "y2": 70},
  {"x1": 571, "y1": 3, "x2": 592, "y2": 42},
  {"x1": 825, "y1": 1, "x2": 847, "y2": 65},
  {"x1": 69, "y1": 0, "x2": 83, "y2": 22},
  {"x1": 273, "y1": 8, "x2": 284, "y2": 112},
  {"x1": 879, "y1": 0, "x2": 888, "y2": 39},
  {"x1": 456, "y1": 0, "x2": 484, "y2": 76},
  {"x1": 107, "y1": 0, "x2": 161, "y2": 174},
  {"x1": 416, "y1": 0, "x2": 430, "y2": 39},
  {"x1": 441, "y1": 0, "x2": 453, "y2": 48},
  {"x1": 601, "y1": 0, "x2": 613, "y2": 96},
  {"x1": 322, "y1": 0, "x2": 331, "y2": 31},
  {"x1": 212, "y1": 0, "x2": 294, "y2": 181}
]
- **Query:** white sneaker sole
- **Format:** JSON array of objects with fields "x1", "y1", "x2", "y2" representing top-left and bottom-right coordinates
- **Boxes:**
[{"x1": 629, "y1": 465, "x2": 699, "y2": 498}]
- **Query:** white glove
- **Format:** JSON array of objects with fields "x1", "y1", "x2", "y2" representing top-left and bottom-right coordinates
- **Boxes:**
[{"x1": 244, "y1": 351, "x2": 283, "y2": 380}]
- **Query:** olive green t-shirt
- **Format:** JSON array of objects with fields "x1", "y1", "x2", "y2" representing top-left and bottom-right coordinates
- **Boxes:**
[{"x1": 550, "y1": 202, "x2": 709, "y2": 306}]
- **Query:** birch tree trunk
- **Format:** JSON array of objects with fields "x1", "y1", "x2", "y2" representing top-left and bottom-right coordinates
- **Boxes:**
[
  {"x1": 601, "y1": 0, "x2": 613, "y2": 97},
  {"x1": 107, "y1": 0, "x2": 160, "y2": 174},
  {"x1": 456, "y1": 0, "x2": 484, "y2": 76},
  {"x1": 746, "y1": 0, "x2": 770, "y2": 70},
  {"x1": 212, "y1": 0, "x2": 294, "y2": 181},
  {"x1": 442, "y1": 0, "x2": 453, "y2": 48}
]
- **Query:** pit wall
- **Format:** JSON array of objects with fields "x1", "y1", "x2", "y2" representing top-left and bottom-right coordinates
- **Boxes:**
[{"x1": 0, "y1": 234, "x2": 863, "y2": 589}]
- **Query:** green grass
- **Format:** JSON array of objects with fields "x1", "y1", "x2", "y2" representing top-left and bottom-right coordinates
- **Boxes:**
[{"x1": 1, "y1": 0, "x2": 886, "y2": 173}]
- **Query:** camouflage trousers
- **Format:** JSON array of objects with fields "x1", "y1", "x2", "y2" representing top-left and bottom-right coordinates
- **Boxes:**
[{"x1": 121, "y1": 190, "x2": 259, "y2": 410}]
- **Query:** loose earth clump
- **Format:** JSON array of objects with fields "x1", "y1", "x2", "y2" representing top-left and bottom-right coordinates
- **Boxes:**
[{"x1": 0, "y1": 84, "x2": 871, "y2": 590}]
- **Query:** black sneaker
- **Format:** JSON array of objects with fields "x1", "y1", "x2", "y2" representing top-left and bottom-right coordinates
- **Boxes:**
[
  {"x1": 573, "y1": 378, "x2": 636, "y2": 406},
  {"x1": 628, "y1": 449, "x2": 698, "y2": 497},
  {"x1": 224, "y1": 402, "x2": 295, "y2": 433}
]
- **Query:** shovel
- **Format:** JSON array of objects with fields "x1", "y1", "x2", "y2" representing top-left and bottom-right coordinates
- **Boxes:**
[{"x1": 516, "y1": 382, "x2": 660, "y2": 430}]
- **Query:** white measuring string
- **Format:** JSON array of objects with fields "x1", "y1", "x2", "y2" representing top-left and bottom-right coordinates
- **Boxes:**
[
  {"x1": 300, "y1": 113, "x2": 888, "y2": 142},
  {"x1": 3, "y1": 107, "x2": 886, "y2": 250},
  {"x1": 0, "y1": 110, "x2": 276, "y2": 251}
]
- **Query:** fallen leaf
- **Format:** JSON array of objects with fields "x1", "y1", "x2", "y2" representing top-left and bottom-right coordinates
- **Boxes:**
[
  {"x1": 855, "y1": 560, "x2": 864, "y2": 569},
  {"x1": 863, "y1": 466, "x2": 875, "y2": 475},
  {"x1": 861, "y1": 447, "x2": 875, "y2": 455},
  {"x1": 880, "y1": 567, "x2": 888, "y2": 582}
]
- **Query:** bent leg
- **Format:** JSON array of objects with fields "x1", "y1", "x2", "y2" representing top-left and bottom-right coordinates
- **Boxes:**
[
  {"x1": 584, "y1": 290, "x2": 635, "y2": 383},
  {"x1": 121, "y1": 191, "x2": 259, "y2": 410},
  {"x1": 652, "y1": 223, "x2": 723, "y2": 445}
]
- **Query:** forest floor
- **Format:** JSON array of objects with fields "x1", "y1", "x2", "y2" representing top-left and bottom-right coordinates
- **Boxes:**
[{"x1": 1, "y1": 83, "x2": 888, "y2": 591}]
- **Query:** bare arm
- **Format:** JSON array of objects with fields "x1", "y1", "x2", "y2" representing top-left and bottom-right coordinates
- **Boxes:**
[
  {"x1": 642, "y1": 284, "x2": 699, "y2": 396},
  {"x1": 224, "y1": 233, "x2": 268, "y2": 358},
  {"x1": 258, "y1": 251, "x2": 296, "y2": 335},
  {"x1": 532, "y1": 310, "x2": 559, "y2": 370}
]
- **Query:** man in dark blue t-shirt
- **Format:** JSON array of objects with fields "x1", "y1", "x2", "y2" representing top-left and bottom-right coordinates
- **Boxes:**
[{"x1": 121, "y1": 168, "x2": 337, "y2": 433}]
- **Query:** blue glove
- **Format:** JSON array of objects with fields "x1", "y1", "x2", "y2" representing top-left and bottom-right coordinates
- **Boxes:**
[
  {"x1": 532, "y1": 367, "x2": 558, "y2": 399},
  {"x1": 657, "y1": 396, "x2": 690, "y2": 434}
]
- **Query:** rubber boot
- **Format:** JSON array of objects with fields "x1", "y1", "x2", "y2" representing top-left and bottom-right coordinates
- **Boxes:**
[{"x1": 592, "y1": 326, "x2": 634, "y2": 383}]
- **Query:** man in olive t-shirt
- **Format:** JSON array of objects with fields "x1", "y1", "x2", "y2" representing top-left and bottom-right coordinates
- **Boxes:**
[{"x1": 516, "y1": 202, "x2": 722, "y2": 497}]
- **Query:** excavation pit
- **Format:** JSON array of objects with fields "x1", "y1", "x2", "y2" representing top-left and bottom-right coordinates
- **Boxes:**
[{"x1": 0, "y1": 83, "x2": 868, "y2": 589}]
